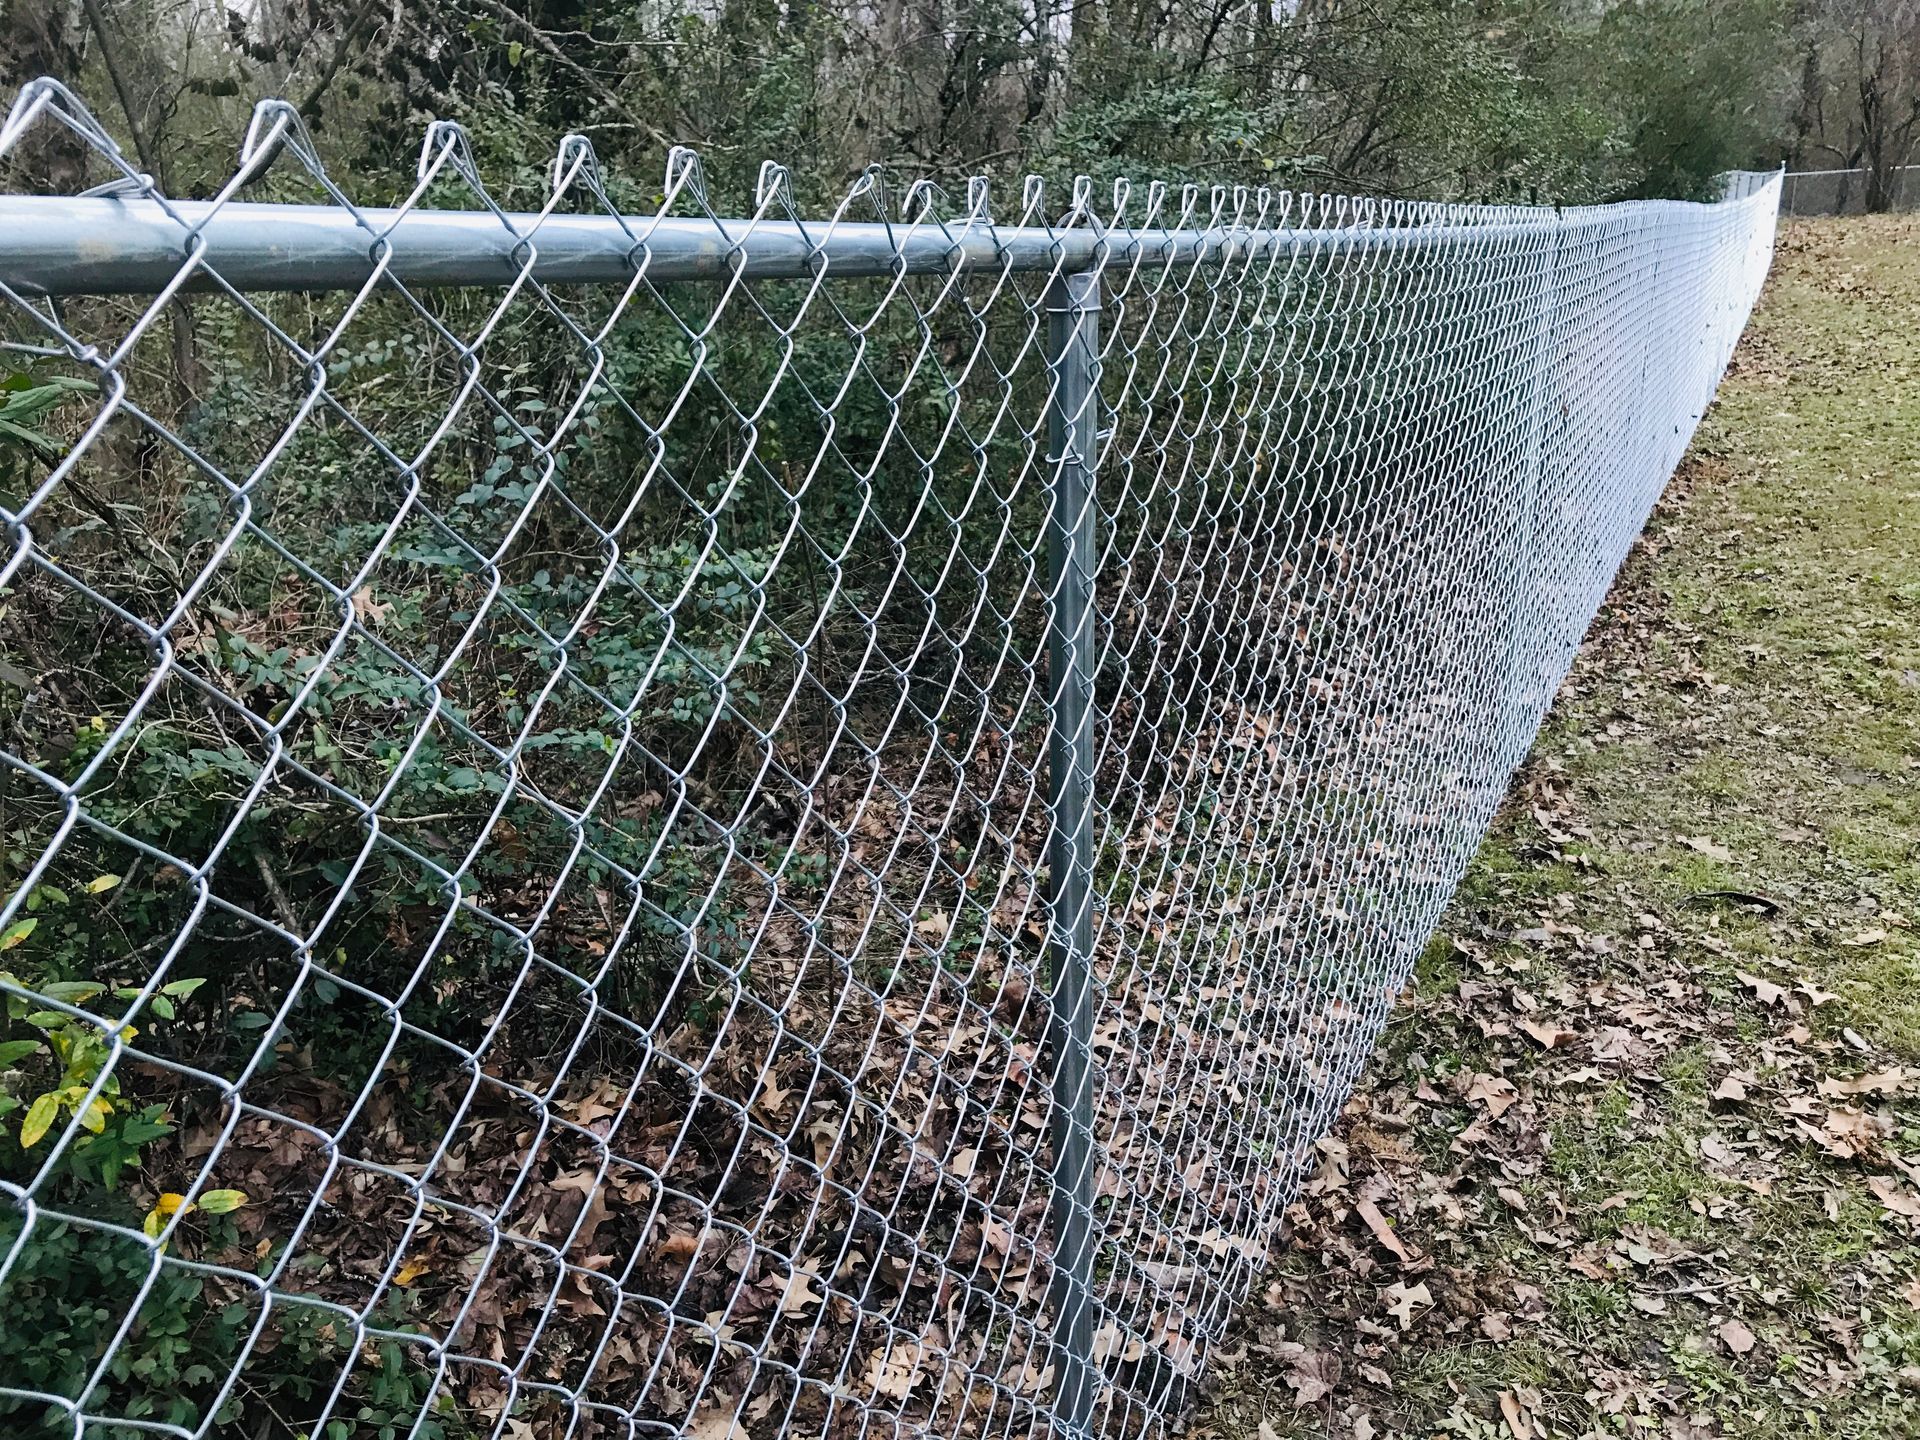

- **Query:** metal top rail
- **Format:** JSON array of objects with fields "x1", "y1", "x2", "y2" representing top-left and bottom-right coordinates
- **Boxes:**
[
  {"x1": 0, "y1": 194, "x2": 1535, "y2": 296},
  {"x1": 0, "y1": 182, "x2": 1777, "y2": 298},
  {"x1": 0, "y1": 78, "x2": 1780, "y2": 298},
  {"x1": 1783, "y1": 164, "x2": 1919, "y2": 177}
]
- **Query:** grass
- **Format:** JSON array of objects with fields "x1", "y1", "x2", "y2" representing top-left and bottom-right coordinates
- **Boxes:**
[{"x1": 1194, "y1": 215, "x2": 1920, "y2": 1439}]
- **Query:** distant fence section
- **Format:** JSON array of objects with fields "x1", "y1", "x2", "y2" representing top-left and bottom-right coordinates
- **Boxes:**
[
  {"x1": 1782, "y1": 165, "x2": 1920, "y2": 215},
  {"x1": 0, "y1": 77, "x2": 1778, "y2": 1440}
]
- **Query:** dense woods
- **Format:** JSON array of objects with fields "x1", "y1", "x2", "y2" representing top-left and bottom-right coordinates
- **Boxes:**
[{"x1": 1, "y1": 0, "x2": 1913, "y2": 210}]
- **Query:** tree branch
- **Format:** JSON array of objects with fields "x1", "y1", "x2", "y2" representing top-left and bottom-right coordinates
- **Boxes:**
[{"x1": 79, "y1": 0, "x2": 203, "y2": 400}]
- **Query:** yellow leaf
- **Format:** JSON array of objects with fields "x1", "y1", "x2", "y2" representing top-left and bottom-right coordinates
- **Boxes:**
[
  {"x1": 83, "y1": 874, "x2": 121, "y2": 895},
  {"x1": 79, "y1": 1097, "x2": 110, "y2": 1133},
  {"x1": 196, "y1": 1189, "x2": 248, "y2": 1215},
  {"x1": 0, "y1": 918, "x2": 37, "y2": 951},
  {"x1": 144, "y1": 1192, "x2": 191, "y2": 1240},
  {"x1": 393, "y1": 1255, "x2": 431, "y2": 1286},
  {"x1": 19, "y1": 1092, "x2": 59, "y2": 1147}
]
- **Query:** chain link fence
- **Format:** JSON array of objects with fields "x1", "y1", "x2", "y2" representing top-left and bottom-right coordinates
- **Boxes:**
[
  {"x1": 0, "y1": 77, "x2": 1776, "y2": 1440},
  {"x1": 1781, "y1": 165, "x2": 1920, "y2": 215}
]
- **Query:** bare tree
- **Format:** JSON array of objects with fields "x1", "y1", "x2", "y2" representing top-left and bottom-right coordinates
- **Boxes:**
[
  {"x1": 1805, "y1": 0, "x2": 1920, "y2": 210},
  {"x1": 1853, "y1": 0, "x2": 1920, "y2": 208}
]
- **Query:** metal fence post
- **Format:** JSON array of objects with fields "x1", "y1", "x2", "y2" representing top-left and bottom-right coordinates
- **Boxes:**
[{"x1": 1045, "y1": 265, "x2": 1101, "y2": 1437}]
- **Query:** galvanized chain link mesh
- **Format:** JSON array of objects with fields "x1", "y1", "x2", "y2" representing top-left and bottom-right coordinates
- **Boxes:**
[
  {"x1": 1781, "y1": 164, "x2": 1919, "y2": 215},
  {"x1": 0, "y1": 79, "x2": 1777, "y2": 1440}
]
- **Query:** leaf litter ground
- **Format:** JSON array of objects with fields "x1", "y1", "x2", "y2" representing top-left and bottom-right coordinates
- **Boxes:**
[{"x1": 1190, "y1": 216, "x2": 1920, "y2": 1440}]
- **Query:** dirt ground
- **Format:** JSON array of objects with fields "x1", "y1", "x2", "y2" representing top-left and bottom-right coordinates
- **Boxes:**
[{"x1": 1190, "y1": 215, "x2": 1920, "y2": 1440}]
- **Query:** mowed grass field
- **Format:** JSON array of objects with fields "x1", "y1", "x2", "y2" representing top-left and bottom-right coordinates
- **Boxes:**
[{"x1": 1195, "y1": 216, "x2": 1920, "y2": 1440}]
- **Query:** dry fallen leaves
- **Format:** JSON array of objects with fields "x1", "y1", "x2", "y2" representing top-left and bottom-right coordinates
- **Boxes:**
[
  {"x1": 1867, "y1": 1176, "x2": 1920, "y2": 1219},
  {"x1": 1681, "y1": 835, "x2": 1734, "y2": 863},
  {"x1": 1353, "y1": 1196, "x2": 1416, "y2": 1262},
  {"x1": 1519, "y1": 1019, "x2": 1577, "y2": 1050},
  {"x1": 1498, "y1": 1388, "x2": 1536, "y2": 1440},
  {"x1": 778, "y1": 1265, "x2": 826, "y2": 1317},
  {"x1": 349, "y1": 585, "x2": 393, "y2": 627},
  {"x1": 1712, "y1": 1073, "x2": 1750, "y2": 1103},
  {"x1": 684, "y1": 1398, "x2": 746, "y2": 1440},
  {"x1": 1467, "y1": 1072, "x2": 1520, "y2": 1117},
  {"x1": 1382, "y1": 1279, "x2": 1433, "y2": 1329},
  {"x1": 1271, "y1": 1341, "x2": 1340, "y2": 1405},
  {"x1": 863, "y1": 1339, "x2": 926, "y2": 1399},
  {"x1": 1819, "y1": 1067, "x2": 1908, "y2": 1098}
]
